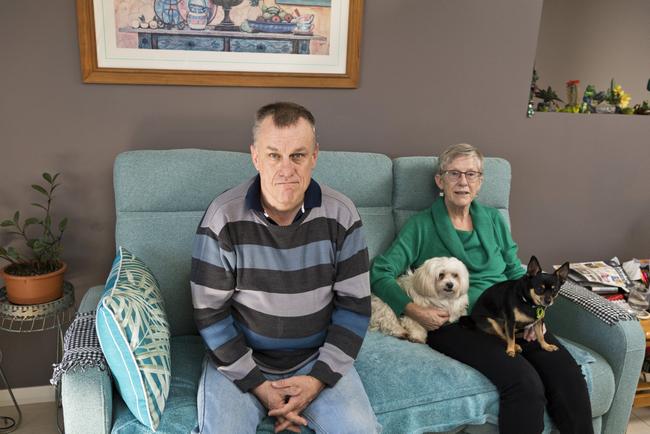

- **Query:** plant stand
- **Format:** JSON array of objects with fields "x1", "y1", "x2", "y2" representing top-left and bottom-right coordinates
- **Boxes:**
[
  {"x1": 0, "y1": 348, "x2": 21, "y2": 434},
  {"x1": 0, "y1": 282, "x2": 75, "y2": 433}
]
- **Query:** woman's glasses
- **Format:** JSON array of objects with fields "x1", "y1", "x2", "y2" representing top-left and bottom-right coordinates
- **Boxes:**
[{"x1": 442, "y1": 170, "x2": 482, "y2": 183}]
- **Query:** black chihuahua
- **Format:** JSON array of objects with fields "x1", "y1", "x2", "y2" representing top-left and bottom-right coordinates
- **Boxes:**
[{"x1": 461, "y1": 256, "x2": 570, "y2": 357}]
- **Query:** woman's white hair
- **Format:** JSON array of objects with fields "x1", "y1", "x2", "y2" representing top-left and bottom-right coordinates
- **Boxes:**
[{"x1": 437, "y1": 143, "x2": 484, "y2": 174}]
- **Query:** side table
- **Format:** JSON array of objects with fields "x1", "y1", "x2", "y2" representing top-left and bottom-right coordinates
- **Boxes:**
[
  {"x1": 634, "y1": 318, "x2": 650, "y2": 407},
  {"x1": 0, "y1": 282, "x2": 75, "y2": 433}
]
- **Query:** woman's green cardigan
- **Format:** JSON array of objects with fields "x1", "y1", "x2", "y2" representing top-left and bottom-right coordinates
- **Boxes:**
[{"x1": 370, "y1": 198, "x2": 526, "y2": 315}]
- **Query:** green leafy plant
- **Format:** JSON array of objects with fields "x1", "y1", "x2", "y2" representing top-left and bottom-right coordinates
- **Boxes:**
[
  {"x1": 534, "y1": 86, "x2": 563, "y2": 112},
  {"x1": 0, "y1": 172, "x2": 67, "y2": 276}
]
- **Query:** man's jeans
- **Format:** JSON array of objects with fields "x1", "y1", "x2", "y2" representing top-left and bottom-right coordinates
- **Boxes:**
[{"x1": 193, "y1": 356, "x2": 381, "y2": 434}]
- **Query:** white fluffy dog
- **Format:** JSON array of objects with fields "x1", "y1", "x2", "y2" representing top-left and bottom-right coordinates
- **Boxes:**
[{"x1": 370, "y1": 257, "x2": 469, "y2": 343}]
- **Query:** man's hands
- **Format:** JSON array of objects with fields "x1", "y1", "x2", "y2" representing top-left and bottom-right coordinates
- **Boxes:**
[
  {"x1": 253, "y1": 375, "x2": 325, "y2": 433},
  {"x1": 252, "y1": 381, "x2": 291, "y2": 421},
  {"x1": 404, "y1": 303, "x2": 450, "y2": 331},
  {"x1": 253, "y1": 380, "x2": 303, "y2": 433},
  {"x1": 269, "y1": 376, "x2": 324, "y2": 433}
]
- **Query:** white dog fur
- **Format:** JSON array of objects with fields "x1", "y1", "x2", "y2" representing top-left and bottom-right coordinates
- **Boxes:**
[{"x1": 370, "y1": 257, "x2": 469, "y2": 343}]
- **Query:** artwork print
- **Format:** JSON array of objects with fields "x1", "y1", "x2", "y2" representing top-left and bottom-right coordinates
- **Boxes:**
[
  {"x1": 77, "y1": 0, "x2": 362, "y2": 87},
  {"x1": 97, "y1": 0, "x2": 347, "y2": 74}
]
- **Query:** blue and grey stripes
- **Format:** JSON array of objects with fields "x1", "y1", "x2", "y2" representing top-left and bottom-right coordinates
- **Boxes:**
[{"x1": 190, "y1": 177, "x2": 371, "y2": 392}]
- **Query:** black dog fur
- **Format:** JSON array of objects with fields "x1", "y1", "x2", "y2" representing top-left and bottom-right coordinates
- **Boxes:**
[{"x1": 460, "y1": 256, "x2": 570, "y2": 357}]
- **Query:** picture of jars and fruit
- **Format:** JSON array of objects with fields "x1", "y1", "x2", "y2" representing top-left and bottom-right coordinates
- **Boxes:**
[{"x1": 115, "y1": 0, "x2": 331, "y2": 55}]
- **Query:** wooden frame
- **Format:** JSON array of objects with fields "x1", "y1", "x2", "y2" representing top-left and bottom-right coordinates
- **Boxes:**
[{"x1": 76, "y1": 0, "x2": 363, "y2": 88}]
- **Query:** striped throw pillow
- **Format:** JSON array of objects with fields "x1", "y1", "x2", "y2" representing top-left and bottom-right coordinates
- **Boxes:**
[{"x1": 96, "y1": 246, "x2": 171, "y2": 430}]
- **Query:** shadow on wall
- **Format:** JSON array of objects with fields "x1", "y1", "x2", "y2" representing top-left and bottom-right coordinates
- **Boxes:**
[{"x1": 130, "y1": 113, "x2": 254, "y2": 152}]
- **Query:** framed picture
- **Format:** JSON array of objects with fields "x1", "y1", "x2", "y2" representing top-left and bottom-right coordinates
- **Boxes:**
[{"x1": 77, "y1": 0, "x2": 363, "y2": 88}]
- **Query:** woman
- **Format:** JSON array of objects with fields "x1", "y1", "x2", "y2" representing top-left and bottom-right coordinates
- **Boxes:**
[{"x1": 370, "y1": 143, "x2": 592, "y2": 434}]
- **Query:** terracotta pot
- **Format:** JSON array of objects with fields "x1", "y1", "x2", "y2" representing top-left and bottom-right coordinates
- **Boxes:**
[{"x1": 1, "y1": 262, "x2": 67, "y2": 305}]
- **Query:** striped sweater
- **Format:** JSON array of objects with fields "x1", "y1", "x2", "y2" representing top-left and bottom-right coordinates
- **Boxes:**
[{"x1": 190, "y1": 177, "x2": 371, "y2": 392}]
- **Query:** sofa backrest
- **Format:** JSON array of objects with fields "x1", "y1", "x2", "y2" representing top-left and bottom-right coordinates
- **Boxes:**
[
  {"x1": 113, "y1": 150, "x2": 512, "y2": 337},
  {"x1": 393, "y1": 157, "x2": 512, "y2": 231},
  {"x1": 113, "y1": 149, "x2": 393, "y2": 337}
]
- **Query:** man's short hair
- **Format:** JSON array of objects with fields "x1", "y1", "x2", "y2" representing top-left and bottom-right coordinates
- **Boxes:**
[{"x1": 252, "y1": 102, "x2": 316, "y2": 145}]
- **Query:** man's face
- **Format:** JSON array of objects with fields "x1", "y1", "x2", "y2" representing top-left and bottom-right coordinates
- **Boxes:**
[{"x1": 251, "y1": 116, "x2": 318, "y2": 215}]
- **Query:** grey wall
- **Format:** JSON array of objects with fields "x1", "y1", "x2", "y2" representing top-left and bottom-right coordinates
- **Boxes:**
[
  {"x1": 1, "y1": 0, "x2": 649, "y2": 388},
  {"x1": 535, "y1": 0, "x2": 650, "y2": 106}
]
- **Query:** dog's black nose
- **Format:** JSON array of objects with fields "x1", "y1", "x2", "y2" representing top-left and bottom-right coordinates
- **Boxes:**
[{"x1": 445, "y1": 282, "x2": 454, "y2": 290}]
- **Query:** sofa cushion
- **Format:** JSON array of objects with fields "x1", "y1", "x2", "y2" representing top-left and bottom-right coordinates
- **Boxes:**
[
  {"x1": 97, "y1": 247, "x2": 171, "y2": 431},
  {"x1": 354, "y1": 332, "x2": 599, "y2": 434},
  {"x1": 112, "y1": 336, "x2": 204, "y2": 434},
  {"x1": 114, "y1": 149, "x2": 393, "y2": 213},
  {"x1": 110, "y1": 332, "x2": 604, "y2": 434},
  {"x1": 116, "y1": 212, "x2": 202, "y2": 337},
  {"x1": 579, "y1": 340, "x2": 615, "y2": 417},
  {"x1": 314, "y1": 151, "x2": 394, "y2": 261},
  {"x1": 114, "y1": 150, "x2": 396, "y2": 337}
]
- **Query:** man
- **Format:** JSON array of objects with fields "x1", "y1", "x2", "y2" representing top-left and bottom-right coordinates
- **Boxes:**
[{"x1": 190, "y1": 102, "x2": 379, "y2": 433}]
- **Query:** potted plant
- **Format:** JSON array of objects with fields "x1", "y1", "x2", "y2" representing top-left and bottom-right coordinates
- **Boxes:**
[
  {"x1": 534, "y1": 86, "x2": 563, "y2": 112},
  {"x1": 0, "y1": 172, "x2": 68, "y2": 305}
]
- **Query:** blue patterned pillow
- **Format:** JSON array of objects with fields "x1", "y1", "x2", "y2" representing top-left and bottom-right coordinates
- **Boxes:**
[{"x1": 96, "y1": 246, "x2": 171, "y2": 430}]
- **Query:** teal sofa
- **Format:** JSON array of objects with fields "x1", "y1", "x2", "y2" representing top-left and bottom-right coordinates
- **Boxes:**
[{"x1": 61, "y1": 149, "x2": 645, "y2": 434}]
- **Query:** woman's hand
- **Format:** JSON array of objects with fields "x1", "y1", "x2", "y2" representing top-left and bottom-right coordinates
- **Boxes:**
[
  {"x1": 404, "y1": 303, "x2": 450, "y2": 331},
  {"x1": 523, "y1": 323, "x2": 546, "y2": 342}
]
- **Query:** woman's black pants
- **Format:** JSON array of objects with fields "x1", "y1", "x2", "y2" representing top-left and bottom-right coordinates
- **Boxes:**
[{"x1": 427, "y1": 323, "x2": 593, "y2": 434}]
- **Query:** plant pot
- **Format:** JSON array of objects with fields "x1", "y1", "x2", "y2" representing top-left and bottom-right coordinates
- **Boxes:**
[{"x1": 1, "y1": 262, "x2": 67, "y2": 305}]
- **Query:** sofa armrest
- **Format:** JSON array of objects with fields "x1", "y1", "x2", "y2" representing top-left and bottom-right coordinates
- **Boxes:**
[
  {"x1": 546, "y1": 291, "x2": 645, "y2": 434},
  {"x1": 61, "y1": 285, "x2": 113, "y2": 434}
]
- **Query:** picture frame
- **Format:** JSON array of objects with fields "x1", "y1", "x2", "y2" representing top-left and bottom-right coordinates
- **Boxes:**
[{"x1": 76, "y1": 0, "x2": 363, "y2": 88}]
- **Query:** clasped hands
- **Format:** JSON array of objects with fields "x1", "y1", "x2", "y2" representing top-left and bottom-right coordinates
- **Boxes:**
[{"x1": 253, "y1": 375, "x2": 324, "y2": 433}]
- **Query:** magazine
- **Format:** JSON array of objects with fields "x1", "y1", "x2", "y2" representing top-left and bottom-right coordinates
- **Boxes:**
[{"x1": 557, "y1": 261, "x2": 633, "y2": 294}]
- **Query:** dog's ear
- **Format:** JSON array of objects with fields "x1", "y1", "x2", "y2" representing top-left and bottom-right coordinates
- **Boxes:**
[
  {"x1": 412, "y1": 259, "x2": 439, "y2": 295},
  {"x1": 527, "y1": 256, "x2": 542, "y2": 276},
  {"x1": 555, "y1": 262, "x2": 570, "y2": 285},
  {"x1": 460, "y1": 267, "x2": 470, "y2": 295}
]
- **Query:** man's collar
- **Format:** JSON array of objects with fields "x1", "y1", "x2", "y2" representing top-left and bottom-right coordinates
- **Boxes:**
[{"x1": 245, "y1": 175, "x2": 322, "y2": 219}]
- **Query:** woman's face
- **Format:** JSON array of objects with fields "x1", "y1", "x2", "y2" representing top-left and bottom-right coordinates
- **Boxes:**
[{"x1": 435, "y1": 155, "x2": 483, "y2": 211}]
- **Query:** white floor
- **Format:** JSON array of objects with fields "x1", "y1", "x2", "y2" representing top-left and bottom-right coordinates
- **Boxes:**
[
  {"x1": 628, "y1": 406, "x2": 650, "y2": 433},
  {"x1": 1, "y1": 402, "x2": 650, "y2": 433},
  {"x1": 0, "y1": 401, "x2": 58, "y2": 433}
]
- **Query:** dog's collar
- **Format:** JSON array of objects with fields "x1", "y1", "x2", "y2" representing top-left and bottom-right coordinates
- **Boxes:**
[{"x1": 520, "y1": 295, "x2": 547, "y2": 319}]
